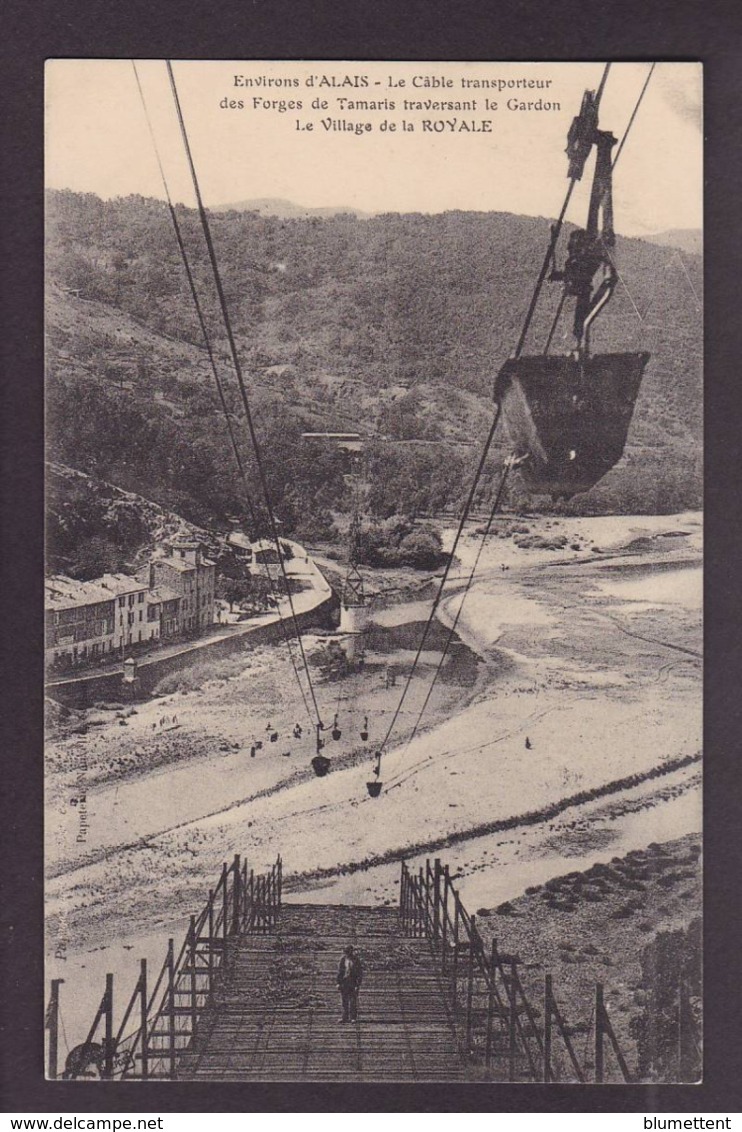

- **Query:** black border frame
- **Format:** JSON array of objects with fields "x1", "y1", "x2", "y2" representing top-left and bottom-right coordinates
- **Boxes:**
[{"x1": 2, "y1": 0, "x2": 741, "y2": 1114}]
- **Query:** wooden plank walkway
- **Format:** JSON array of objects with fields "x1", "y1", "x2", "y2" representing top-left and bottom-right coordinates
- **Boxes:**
[{"x1": 179, "y1": 903, "x2": 466, "y2": 1081}]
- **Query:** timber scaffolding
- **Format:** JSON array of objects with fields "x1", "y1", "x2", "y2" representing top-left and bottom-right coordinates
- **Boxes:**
[
  {"x1": 48, "y1": 856, "x2": 282, "y2": 1081},
  {"x1": 400, "y1": 859, "x2": 633, "y2": 1083},
  {"x1": 48, "y1": 855, "x2": 656, "y2": 1083}
]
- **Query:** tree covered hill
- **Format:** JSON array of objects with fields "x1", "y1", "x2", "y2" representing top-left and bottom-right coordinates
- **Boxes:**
[
  {"x1": 644, "y1": 229, "x2": 702, "y2": 257},
  {"x1": 46, "y1": 189, "x2": 702, "y2": 537},
  {"x1": 46, "y1": 462, "x2": 226, "y2": 580}
]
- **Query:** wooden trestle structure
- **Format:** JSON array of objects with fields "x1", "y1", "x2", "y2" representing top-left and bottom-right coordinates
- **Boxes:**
[
  {"x1": 48, "y1": 855, "x2": 646, "y2": 1083},
  {"x1": 399, "y1": 859, "x2": 633, "y2": 1083},
  {"x1": 48, "y1": 856, "x2": 282, "y2": 1081}
]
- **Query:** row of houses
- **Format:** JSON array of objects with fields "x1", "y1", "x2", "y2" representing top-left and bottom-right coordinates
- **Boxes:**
[{"x1": 45, "y1": 538, "x2": 216, "y2": 673}]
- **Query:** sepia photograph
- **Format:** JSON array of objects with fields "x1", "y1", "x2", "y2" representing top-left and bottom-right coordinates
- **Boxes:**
[{"x1": 43, "y1": 59, "x2": 702, "y2": 1085}]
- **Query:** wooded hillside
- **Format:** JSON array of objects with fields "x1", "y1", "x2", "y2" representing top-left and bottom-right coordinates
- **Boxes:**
[{"x1": 45, "y1": 189, "x2": 702, "y2": 556}]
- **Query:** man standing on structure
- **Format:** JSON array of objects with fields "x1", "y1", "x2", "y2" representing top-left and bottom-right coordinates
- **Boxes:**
[{"x1": 337, "y1": 945, "x2": 363, "y2": 1023}]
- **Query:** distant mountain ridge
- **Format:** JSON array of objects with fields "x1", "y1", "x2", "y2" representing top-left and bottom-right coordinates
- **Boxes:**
[
  {"x1": 643, "y1": 229, "x2": 702, "y2": 257},
  {"x1": 216, "y1": 201, "x2": 702, "y2": 255},
  {"x1": 215, "y1": 197, "x2": 368, "y2": 219}
]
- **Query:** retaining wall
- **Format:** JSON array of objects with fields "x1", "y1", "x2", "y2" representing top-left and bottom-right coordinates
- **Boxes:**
[{"x1": 46, "y1": 592, "x2": 338, "y2": 709}]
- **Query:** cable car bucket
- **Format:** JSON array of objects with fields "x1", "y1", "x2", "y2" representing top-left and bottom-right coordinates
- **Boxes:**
[
  {"x1": 366, "y1": 751, "x2": 383, "y2": 798},
  {"x1": 495, "y1": 72, "x2": 653, "y2": 502},
  {"x1": 311, "y1": 721, "x2": 331, "y2": 777},
  {"x1": 494, "y1": 351, "x2": 649, "y2": 500}
]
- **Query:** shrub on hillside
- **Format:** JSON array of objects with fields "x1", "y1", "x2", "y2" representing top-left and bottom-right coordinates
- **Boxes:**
[
  {"x1": 398, "y1": 529, "x2": 446, "y2": 569},
  {"x1": 356, "y1": 517, "x2": 447, "y2": 570}
]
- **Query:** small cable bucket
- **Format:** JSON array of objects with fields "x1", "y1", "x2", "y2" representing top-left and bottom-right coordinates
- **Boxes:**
[
  {"x1": 360, "y1": 715, "x2": 369, "y2": 742},
  {"x1": 331, "y1": 713, "x2": 342, "y2": 741},
  {"x1": 311, "y1": 754, "x2": 331, "y2": 777},
  {"x1": 366, "y1": 751, "x2": 383, "y2": 797}
]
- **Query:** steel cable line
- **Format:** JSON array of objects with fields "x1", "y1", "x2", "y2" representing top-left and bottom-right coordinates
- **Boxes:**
[
  {"x1": 371, "y1": 63, "x2": 611, "y2": 761},
  {"x1": 132, "y1": 62, "x2": 313, "y2": 725},
  {"x1": 611, "y1": 63, "x2": 656, "y2": 172},
  {"x1": 166, "y1": 60, "x2": 323, "y2": 729},
  {"x1": 376, "y1": 401, "x2": 503, "y2": 757},
  {"x1": 374, "y1": 64, "x2": 623, "y2": 770},
  {"x1": 335, "y1": 464, "x2": 365, "y2": 713},
  {"x1": 604, "y1": 247, "x2": 645, "y2": 325},
  {"x1": 627, "y1": 248, "x2": 702, "y2": 335},
  {"x1": 374, "y1": 66, "x2": 615, "y2": 761},
  {"x1": 401, "y1": 453, "x2": 515, "y2": 756},
  {"x1": 674, "y1": 251, "x2": 701, "y2": 313},
  {"x1": 131, "y1": 62, "x2": 252, "y2": 509},
  {"x1": 542, "y1": 291, "x2": 568, "y2": 355}
]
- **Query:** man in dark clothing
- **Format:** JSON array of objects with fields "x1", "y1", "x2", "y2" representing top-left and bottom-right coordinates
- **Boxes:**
[{"x1": 337, "y1": 945, "x2": 363, "y2": 1023}]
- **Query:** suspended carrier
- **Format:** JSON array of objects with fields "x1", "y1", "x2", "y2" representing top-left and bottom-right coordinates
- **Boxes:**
[{"x1": 495, "y1": 81, "x2": 650, "y2": 500}]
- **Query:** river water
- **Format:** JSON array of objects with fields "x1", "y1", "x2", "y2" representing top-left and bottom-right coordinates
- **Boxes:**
[{"x1": 596, "y1": 565, "x2": 702, "y2": 609}]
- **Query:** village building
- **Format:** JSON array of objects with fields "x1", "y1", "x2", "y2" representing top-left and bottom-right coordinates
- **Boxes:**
[
  {"x1": 45, "y1": 541, "x2": 216, "y2": 674},
  {"x1": 146, "y1": 586, "x2": 182, "y2": 640},
  {"x1": 250, "y1": 537, "x2": 295, "y2": 571},
  {"x1": 45, "y1": 576, "x2": 117, "y2": 671},
  {"x1": 147, "y1": 538, "x2": 216, "y2": 636},
  {"x1": 226, "y1": 529, "x2": 253, "y2": 564},
  {"x1": 97, "y1": 573, "x2": 159, "y2": 651}
]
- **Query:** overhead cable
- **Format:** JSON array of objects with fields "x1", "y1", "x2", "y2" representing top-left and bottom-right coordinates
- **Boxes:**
[
  {"x1": 378, "y1": 402, "x2": 503, "y2": 755},
  {"x1": 401, "y1": 454, "x2": 515, "y2": 755},
  {"x1": 166, "y1": 60, "x2": 324, "y2": 729},
  {"x1": 133, "y1": 61, "x2": 312, "y2": 724}
]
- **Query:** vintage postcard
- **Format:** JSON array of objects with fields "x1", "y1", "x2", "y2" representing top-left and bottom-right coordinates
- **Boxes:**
[{"x1": 44, "y1": 60, "x2": 702, "y2": 1084}]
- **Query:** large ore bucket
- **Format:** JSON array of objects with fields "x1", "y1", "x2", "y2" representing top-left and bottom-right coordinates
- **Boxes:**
[{"x1": 494, "y1": 352, "x2": 649, "y2": 498}]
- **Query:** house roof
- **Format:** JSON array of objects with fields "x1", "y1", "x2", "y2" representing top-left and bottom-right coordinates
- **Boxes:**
[
  {"x1": 147, "y1": 586, "x2": 181, "y2": 604},
  {"x1": 45, "y1": 576, "x2": 116, "y2": 610},
  {"x1": 155, "y1": 557, "x2": 195, "y2": 574},
  {"x1": 227, "y1": 532, "x2": 252, "y2": 551},
  {"x1": 251, "y1": 538, "x2": 283, "y2": 554},
  {"x1": 97, "y1": 573, "x2": 149, "y2": 596},
  {"x1": 154, "y1": 555, "x2": 215, "y2": 571}
]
